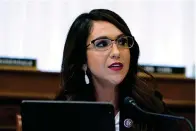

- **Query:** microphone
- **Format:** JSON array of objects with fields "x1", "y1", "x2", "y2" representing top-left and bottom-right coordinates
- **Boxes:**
[{"x1": 124, "y1": 97, "x2": 194, "y2": 131}]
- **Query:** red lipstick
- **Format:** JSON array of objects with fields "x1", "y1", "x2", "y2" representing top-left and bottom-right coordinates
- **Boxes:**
[{"x1": 108, "y1": 62, "x2": 123, "y2": 71}]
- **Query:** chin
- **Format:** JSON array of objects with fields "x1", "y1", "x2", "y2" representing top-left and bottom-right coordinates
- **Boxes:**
[{"x1": 110, "y1": 76, "x2": 125, "y2": 85}]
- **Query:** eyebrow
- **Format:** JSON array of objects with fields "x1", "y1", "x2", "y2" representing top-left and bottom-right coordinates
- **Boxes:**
[{"x1": 92, "y1": 34, "x2": 125, "y2": 42}]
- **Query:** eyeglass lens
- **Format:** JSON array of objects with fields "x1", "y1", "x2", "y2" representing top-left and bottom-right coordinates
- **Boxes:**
[{"x1": 93, "y1": 36, "x2": 133, "y2": 50}]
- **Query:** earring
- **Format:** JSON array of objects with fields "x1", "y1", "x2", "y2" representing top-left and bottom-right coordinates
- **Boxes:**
[{"x1": 83, "y1": 64, "x2": 89, "y2": 84}]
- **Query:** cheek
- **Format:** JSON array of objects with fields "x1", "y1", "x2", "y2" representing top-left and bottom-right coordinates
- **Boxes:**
[
  {"x1": 122, "y1": 50, "x2": 131, "y2": 75},
  {"x1": 86, "y1": 52, "x2": 107, "y2": 74},
  {"x1": 123, "y1": 50, "x2": 130, "y2": 66}
]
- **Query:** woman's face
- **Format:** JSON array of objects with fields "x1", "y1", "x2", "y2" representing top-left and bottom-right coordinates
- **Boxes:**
[{"x1": 86, "y1": 21, "x2": 130, "y2": 86}]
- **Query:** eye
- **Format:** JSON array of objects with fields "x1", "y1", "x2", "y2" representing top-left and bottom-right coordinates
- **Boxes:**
[
  {"x1": 94, "y1": 39, "x2": 110, "y2": 48},
  {"x1": 117, "y1": 37, "x2": 128, "y2": 46}
]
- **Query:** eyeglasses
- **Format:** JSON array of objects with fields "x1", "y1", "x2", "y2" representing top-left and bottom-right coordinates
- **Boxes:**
[{"x1": 87, "y1": 36, "x2": 134, "y2": 51}]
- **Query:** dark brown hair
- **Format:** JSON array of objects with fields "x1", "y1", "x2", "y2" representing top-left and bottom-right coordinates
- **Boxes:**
[{"x1": 55, "y1": 9, "x2": 184, "y2": 131}]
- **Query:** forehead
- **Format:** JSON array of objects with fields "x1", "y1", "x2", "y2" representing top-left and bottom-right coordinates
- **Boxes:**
[{"x1": 89, "y1": 21, "x2": 123, "y2": 40}]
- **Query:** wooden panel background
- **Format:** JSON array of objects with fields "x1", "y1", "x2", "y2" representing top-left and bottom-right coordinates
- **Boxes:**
[{"x1": 0, "y1": 70, "x2": 195, "y2": 131}]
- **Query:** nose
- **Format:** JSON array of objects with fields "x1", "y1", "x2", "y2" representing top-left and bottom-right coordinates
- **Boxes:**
[{"x1": 110, "y1": 42, "x2": 120, "y2": 59}]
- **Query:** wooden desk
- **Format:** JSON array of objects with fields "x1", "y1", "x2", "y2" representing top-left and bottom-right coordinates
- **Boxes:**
[{"x1": 0, "y1": 70, "x2": 195, "y2": 131}]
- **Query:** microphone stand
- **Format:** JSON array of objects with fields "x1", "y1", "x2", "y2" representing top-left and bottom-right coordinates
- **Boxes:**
[{"x1": 124, "y1": 97, "x2": 194, "y2": 131}]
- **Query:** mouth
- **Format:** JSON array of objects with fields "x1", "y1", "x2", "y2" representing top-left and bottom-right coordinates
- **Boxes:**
[{"x1": 108, "y1": 62, "x2": 123, "y2": 71}]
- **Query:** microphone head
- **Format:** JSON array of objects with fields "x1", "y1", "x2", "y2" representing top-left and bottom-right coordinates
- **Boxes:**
[{"x1": 124, "y1": 97, "x2": 135, "y2": 105}]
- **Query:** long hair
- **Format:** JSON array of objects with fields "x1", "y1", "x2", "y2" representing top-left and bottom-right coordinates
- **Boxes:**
[
  {"x1": 55, "y1": 9, "x2": 184, "y2": 131},
  {"x1": 56, "y1": 8, "x2": 164, "y2": 112}
]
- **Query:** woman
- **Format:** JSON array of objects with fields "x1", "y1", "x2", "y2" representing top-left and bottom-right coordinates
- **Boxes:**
[{"x1": 56, "y1": 9, "x2": 183, "y2": 131}]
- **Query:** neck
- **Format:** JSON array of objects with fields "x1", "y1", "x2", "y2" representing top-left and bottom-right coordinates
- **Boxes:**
[{"x1": 92, "y1": 76, "x2": 119, "y2": 115}]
